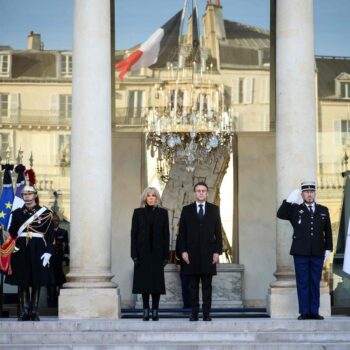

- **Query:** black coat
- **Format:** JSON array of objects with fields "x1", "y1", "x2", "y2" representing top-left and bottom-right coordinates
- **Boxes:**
[
  {"x1": 48, "y1": 227, "x2": 69, "y2": 287},
  {"x1": 6, "y1": 205, "x2": 54, "y2": 287},
  {"x1": 277, "y1": 200, "x2": 333, "y2": 257},
  {"x1": 131, "y1": 206, "x2": 170, "y2": 294},
  {"x1": 178, "y1": 202, "x2": 223, "y2": 275}
]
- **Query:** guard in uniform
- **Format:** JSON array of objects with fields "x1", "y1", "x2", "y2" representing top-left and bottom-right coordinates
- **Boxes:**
[
  {"x1": 277, "y1": 181, "x2": 333, "y2": 320},
  {"x1": 6, "y1": 186, "x2": 54, "y2": 321},
  {"x1": 47, "y1": 213, "x2": 69, "y2": 307}
]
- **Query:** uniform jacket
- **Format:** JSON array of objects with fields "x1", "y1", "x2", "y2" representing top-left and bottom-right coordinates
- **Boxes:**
[
  {"x1": 178, "y1": 202, "x2": 223, "y2": 275},
  {"x1": 6, "y1": 205, "x2": 54, "y2": 287},
  {"x1": 49, "y1": 227, "x2": 70, "y2": 286},
  {"x1": 277, "y1": 200, "x2": 333, "y2": 257},
  {"x1": 130, "y1": 206, "x2": 169, "y2": 294}
]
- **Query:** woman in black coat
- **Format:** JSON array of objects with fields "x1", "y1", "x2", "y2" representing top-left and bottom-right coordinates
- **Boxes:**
[{"x1": 131, "y1": 187, "x2": 169, "y2": 321}]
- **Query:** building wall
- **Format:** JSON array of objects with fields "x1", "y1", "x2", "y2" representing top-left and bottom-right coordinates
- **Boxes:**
[
  {"x1": 111, "y1": 132, "x2": 144, "y2": 307},
  {"x1": 237, "y1": 132, "x2": 276, "y2": 307}
]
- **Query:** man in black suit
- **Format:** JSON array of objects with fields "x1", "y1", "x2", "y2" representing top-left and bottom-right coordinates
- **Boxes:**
[
  {"x1": 178, "y1": 181, "x2": 222, "y2": 321},
  {"x1": 277, "y1": 181, "x2": 333, "y2": 320}
]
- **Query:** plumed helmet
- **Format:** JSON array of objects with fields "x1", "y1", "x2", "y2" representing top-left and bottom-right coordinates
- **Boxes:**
[{"x1": 21, "y1": 185, "x2": 37, "y2": 194}]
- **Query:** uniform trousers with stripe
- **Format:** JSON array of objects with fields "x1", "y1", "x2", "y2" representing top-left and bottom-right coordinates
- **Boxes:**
[{"x1": 293, "y1": 255, "x2": 324, "y2": 315}]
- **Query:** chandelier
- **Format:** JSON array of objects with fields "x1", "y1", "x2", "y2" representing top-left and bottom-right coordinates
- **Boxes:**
[{"x1": 146, "y1": 1, "x2": 235, "y2": 177}]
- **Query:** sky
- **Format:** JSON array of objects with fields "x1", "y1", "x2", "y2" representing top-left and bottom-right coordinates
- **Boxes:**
[{"x1": 0, "y1": 0, "x2": 349, "y2": 57}]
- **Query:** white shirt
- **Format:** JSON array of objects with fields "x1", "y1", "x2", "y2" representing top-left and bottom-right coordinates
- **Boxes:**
[
  {"x1": 196, "y1": 201, "x2": 206, "y2": 215},
  {"x1": 305, "y1": 202, "x2": 315, "y2": 213}
]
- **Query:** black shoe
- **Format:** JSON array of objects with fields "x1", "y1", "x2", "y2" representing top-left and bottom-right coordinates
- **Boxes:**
[
  {"x1": 31, "y1": 312, "x2": 40, "y2": 321},
  {"x1": 309, "y1": 314, "x2": 324, "y2": 320},
  {"x1": 20, "y1": 310, "x2": 31, "y2": 321},
  {"x1": 297, "y1": 314, "x2": 309, "y2": 320},
  {"x1": 203, "y1": 314, "x2": 212, "y2": 321},
  {"x1": 142, "y1": 309, "x2": 150, "y2": 321},
  {"x1": 151, "y1": 309, "x2": 159, "y2": 321},
  {"x1": 189, "y1": 314, "x2": 199, "y2": 321}
]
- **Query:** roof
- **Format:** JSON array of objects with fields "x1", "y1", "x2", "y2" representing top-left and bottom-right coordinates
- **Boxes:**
[
  {"x1": 223, "y1": 20, "x2": 270, "y2": 49},
  {"x1": 11, "y1": 51, "x2": 57, "y2": 78},
  {"x1": 316, "y1": 57, "x2": 350, "y2": 99},
  {"x1": 0, "y1": 45, "x2": 13, "y2": 51},
  {"x1": 219, "y1": 20, "x2": 270, "y2": 68}
]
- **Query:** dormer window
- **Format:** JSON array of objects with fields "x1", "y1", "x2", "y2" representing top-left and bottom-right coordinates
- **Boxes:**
[
  {"x1": 61, "y1": 53, "x2": 72, "y2": 77},
  {"x1": 0, "y1": 54, "x2": 10, "y2": 77},
  {"x1": 341, "y1": 82, "x2": 350, "y2": 99},
  {"x1": 335, "y1": 72, "x2": 350, "y2": 99}
]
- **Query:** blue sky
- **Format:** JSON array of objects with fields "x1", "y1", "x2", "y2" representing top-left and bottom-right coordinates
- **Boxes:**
[{"x1": 0, "y1": 0, "x2": 349, "y2": 56}]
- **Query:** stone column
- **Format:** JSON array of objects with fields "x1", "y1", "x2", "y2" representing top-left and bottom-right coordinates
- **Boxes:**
[
  {"x1": 59, "y1": 0, "x2": 120, "y2": 319},
  {"x1": 268, "y1": 0, "x2": 330, "y2": 317}
]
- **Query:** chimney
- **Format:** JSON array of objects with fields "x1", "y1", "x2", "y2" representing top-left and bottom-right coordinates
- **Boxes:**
[{"x1": 27, "y1": 31, "x2": 42, "y2": 50}]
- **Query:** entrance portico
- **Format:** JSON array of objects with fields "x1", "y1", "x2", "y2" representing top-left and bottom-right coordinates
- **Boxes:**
[{"x1": 58, "y1": 0, "x2": 330, "y2": 319}]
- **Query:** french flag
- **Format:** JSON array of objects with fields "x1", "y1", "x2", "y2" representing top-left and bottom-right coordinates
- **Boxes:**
[{"x1": 115, "y1": 10, "x2": 183, "y2": 79}]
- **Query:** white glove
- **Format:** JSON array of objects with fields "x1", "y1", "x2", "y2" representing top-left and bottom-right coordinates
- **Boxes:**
[
  {"x1": 286, "y1": 189, "x2": 301, "y2": 203},
  {"x1": 324, "y1": 250, "x2": 331, "y2": 263},
  {"x1": 41, "y1": 253, "x2": 52, "y2": 267}
]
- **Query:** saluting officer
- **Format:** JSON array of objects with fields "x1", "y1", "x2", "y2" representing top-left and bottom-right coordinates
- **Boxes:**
[
  {"x1": 6, "y1": 186, "x2": 54, "y2": 321},
  {"x1": 277, "y1": 181, "x2": 333, "y2": 320}
]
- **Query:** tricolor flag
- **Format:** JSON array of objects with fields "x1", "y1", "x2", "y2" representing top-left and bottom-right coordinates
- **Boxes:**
[
  {"x1": 115, "y1": 10, "x2": 183, "y2": 79},
  {"x1": 343, "y1": 220, "x2": 350, "y2": 274},
  {"x1": 0, "y1": 165, "x2": 14, "y2": 233},
  {"x1": 0, "y1": 164, "x2": 15, "y2": 275},
  {"x1": 11, "y1": 164, "x2": 26, "y2": 213},
  {"x1": 340, "y1": 171, "x2": 350, "y2": 274}
]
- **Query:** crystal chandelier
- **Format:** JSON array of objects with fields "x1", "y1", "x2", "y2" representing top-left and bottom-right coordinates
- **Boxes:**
[{"x1": 146, "y1": 1, "x2": 235, "y2": 176}]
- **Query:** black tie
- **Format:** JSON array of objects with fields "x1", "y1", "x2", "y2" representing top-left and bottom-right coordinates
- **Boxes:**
[
  {"x1": 308, "y1": 206, "x2": 313, "y2": 215},
  {"x1": 198, "y1": 204, "x2": 204, "y2": 219}
]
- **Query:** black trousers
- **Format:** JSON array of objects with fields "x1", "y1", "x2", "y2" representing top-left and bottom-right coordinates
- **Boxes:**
[
  {"x1": 189, "y1": 274, "x2": 212, "y2": 314},
  {"x1": 142, "y1": 293, "x2": 160, "y2": 310}
]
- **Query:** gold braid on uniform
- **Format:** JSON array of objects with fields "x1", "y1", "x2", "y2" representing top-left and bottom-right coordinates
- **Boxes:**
[{"x1": 26, "y1": 211, "x2": 53, "y2": 236}]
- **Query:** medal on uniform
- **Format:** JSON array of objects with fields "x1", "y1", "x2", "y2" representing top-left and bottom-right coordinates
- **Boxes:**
[{"x1": 298, "y1": 210, "x2": 304, "y2": 224}]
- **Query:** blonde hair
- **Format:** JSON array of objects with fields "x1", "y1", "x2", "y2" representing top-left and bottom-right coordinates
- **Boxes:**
[{"x1": 140, "y1": 187, "x2": 161, "y2": 207}]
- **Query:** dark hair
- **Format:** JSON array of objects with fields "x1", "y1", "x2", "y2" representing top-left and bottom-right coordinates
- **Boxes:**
[{"x1": 193, "y1": 181, "x2": 208, "y2": 191}]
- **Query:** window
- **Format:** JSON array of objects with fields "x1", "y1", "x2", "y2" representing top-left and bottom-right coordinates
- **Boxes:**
[
  {"x1": 58, "y1": 134, "x2": 71, "y2": 166},
  {"x1": 127, "y1": 90, "x2": 143, "y2": 118},
  {"x1": 0, "y1": 94, "x2": 9, "y2": 117},
  {"x1": 340, "y1": 82, "x2": 350, "y2": 99},
  {"x1": 234, "y1": 77, "x2": 254, "y2": 104},
  {"x1": 334, "y1": 119, "x2": 350, "y2": 145},
  {"x1": 238, "y1": 78, "x2": 244, "y2": 104},
  {"x1": 59, "y1": 95, "x2": 72, "y2": 119},
  {"x1": 260, "y1": 77, "x2": 269, "y2": 104},
  {"x1": 61, "y1": 54, "x2": 72, "y2": 77},
  {"x1": 0, "y1": 54, "x2": 10, "y2": 76},
  {"x1": 0, "y1": 133, "x2": 10, "y2": 159}
]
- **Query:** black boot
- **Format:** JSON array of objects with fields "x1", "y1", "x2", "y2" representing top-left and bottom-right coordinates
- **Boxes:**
[
  {"x1": 18, "y1": 287, "x2": 31, "y2": 321},
  {"x1": 47, "y1": 286, "x2": 58, "y2": 307},
  {"x1": 151, "y1": 309, "x2": 159, "y2": 321},
  {"x1": 142, "y1": 309, "x2": 150, "y2": 321},
  {"x1": 31, "y1": 287, "x2": 41, "y2": 321}
]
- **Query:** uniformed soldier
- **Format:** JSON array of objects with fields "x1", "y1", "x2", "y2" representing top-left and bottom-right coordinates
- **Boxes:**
[
  {"x1": 6, "y1": 186, "x2": 54, "y2": 321},
  {"x1": 47, "y1": 213, "x2": 69, "y2": 307},
  {"x1": 277, "y1": 181, "x2": 333, "y2": 320}
]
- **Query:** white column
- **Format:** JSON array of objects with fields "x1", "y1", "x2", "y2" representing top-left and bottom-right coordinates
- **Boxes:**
[
  {"x1": 59, "y1": 0, "x2": 120, "y2": 319},
  {"x1": 269, "y1": 0, "x2": 330, "y2": 318}
]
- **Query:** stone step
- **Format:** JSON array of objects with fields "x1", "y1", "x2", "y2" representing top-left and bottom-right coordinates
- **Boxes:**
[
  {"x1": 1, "y1": 345, "x2": 350, "y2": 350},
  {"x1": 2, "y1": 331, "x2": 350, "y2": 344},
  {"x1": 2, "y1": 318, "x2": 350, "y2": 332},
  {"x1": 1, "y1": 318, "x2": 350, "y2": 349}
]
